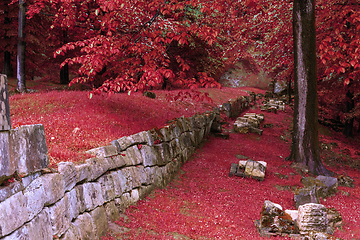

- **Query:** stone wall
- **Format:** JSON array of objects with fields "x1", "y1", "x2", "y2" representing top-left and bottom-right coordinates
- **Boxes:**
[{"x1": 0, "y1": 75, "x2": 250, "y2": 239}]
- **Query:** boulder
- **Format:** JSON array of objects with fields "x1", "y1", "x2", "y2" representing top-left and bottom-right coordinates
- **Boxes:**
[{"x1": 297, "y1": 203, "x2": 328, "y2": 234}]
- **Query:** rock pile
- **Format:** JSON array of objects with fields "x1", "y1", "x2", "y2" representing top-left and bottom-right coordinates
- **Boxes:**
[
  {"x1": 229, "y1": 159, "x2": 267, "y2": 181},
  {"x1": 255, "y1": 201, "x2": 343, "y2": 239},
  {"x1": 260, "y1": 99, "x2": 286, "y2": 113},
  {"x1": 233, "y1": 113, "x2": 264, "y2": 135}
]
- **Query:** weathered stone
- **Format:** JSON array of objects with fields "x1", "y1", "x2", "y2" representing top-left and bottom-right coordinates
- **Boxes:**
[
  {"x1": 285, "y1": 210, "x2": 298, "y2": 223},
  {"x1": 138, "y1": 185, "x2": 154, "y2": 199},
  {"x1": 297, "y1": 203, "x2": 328, "y2": 233},
  {"x1": 154, "y1": 142, "x2": 172, "y2": 166},
  {"x1": 41, "y1": 173, "x2": 65, "y2": 206},
  {"x1": 116, "y1": 189, "x2": 140, "y2": 210},
  {"x1": 86, "y1": 145, "x2": 118, "y2": 158},
  {"x1": 9, "y1": 124, "x2": 49, "y2": 176},
  {"x1": 229, "y1": 163, "x2": 238, "y2": 177},
  {"x1": 58, "y1": 161, "x2": 77, "y2": 192},
  {"x1": 67, "y1": 188, "x2": 81, "y2": 220},
  {"x1": 104, "y1": 201, "x2": 120, "y2": 222},
  {"x1": 140, "y1": 145, "x2": 159, "y2": 167},
  {"x1": 260, "y1": 201, "x2": 285, "y2": 231},
  {"x1": 244, "y1": 160, "x2": 266, "y2": 180},
  {"x1": 159, "y1": 126, "x2": 173, "y2": 142},
  {"x1": 107, "y1": 155, "x2": 126, "y2": 170},
  {"x1": 113, "y1": 136, "x2": 132, "y2": 151},
  {"x1": 86, "y1": 157, "x2": 111, "y2": 181},
  {"x1": 121, "y1": 167, "x2": 141, "y2": 188},
  {"x1": 60, "y1": 223, "x2": 81, "y2": 240},
  {"x1": 249, "y1": 127, "x2": 263, "y2": 135},
  {"x1": 0, "y1": 74, "x2": 11, "y2": 131},
  {"x1": 97, "y1": 173, "x2": 116, "y2": 202},
  {"x1": 0, "y1": 180, "x2": 24, "y2": 203},
  {"x1": 179, "y1": 132, "x2": 192, "y2": 148},
  {"x1": 316, "y1": 175, "x2": 338, "y2": 198},
  {"x1": 77, "y1": 182, "x2": 105, "y2": 212},
  {"x1": 20, "y1": 171, "x2": 41, "y2": 188},
  {"x1": 47, "y1": 193, "x2": 71, "y2": 237},
  {"x1": 24, "y1": 175, "x2": 46, "y2": 220},
  {"x1": 89, "y1": 206, "x2": 109, "y2": 238},
  {"x1": 110, "y1": 170, "x2": 127, "y2": 197},
  {"x1": 73, "y1": 212, "x2": 97, "y2": 240},
  {"x1": 294, "y1": 186, "x2": 320, "y2": 209},
  {"x1": 0, "y1": 131, "x2": 15, "y2": 185},
  {"x1": 136, "y1": 165, "x2": 148, "y2": 185},
  {"x1": 0, "y1": 192, "x2": 28, "y2": 237},
  {"x1": 75, "y1": 163, "x2": 90, "y2": 183},
  {"x1": 124, "y1": 145, "x2": 143, "y2": 165}
]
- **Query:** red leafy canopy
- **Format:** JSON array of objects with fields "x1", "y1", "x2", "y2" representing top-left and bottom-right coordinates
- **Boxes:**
[{"x1": 50, "y1": 0, "x2": 260, "y2": 93}]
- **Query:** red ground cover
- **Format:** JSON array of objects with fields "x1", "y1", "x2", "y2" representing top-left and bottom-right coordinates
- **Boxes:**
[
  {"x1": 103, "y1": 106, "x2": 360, "y2": 239},
  {"x1": 9, "y1": 86, "x2": 360, "y2": 239}
]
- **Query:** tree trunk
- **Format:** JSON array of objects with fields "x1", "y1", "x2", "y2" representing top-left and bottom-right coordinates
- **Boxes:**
[
  {"x1": 60, "y1": 63, "x2": 69, "y2": 85},
  {"x1": 289, "y1": 0, "x2": 331, "y2": 176},
  {"x1": 2, "y1": 51, "x2": 13, "y2": 77},
  {"x1": 343, "y1": 87, "x2": 354, "y2": 137},
  {"x1": 16, "y1": 0, "x2": 26, "y2": 93}
]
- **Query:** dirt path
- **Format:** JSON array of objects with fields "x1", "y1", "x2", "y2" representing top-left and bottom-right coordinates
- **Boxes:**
[{"x1": 103, "y1": 106, "x2": 360, "y2": 240}]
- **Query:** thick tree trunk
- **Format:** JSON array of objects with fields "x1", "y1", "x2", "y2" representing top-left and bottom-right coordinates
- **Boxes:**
[
  {"x1": 2, "y1": 51, "x2": 13, "y2": 77},
  {"x1": 16, "y1": 0, "x2": 26, "y2": 93},
  {"x1": 289, "y1": 0, "x2": 331, "y2": 176}
]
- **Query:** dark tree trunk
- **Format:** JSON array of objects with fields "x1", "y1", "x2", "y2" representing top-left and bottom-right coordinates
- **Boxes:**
[
  {"x1": 2, "y1": 51, "x2": 13, "y2": 77},
  {"x1": 289, "y1": 0, "x2": 331, "y2": 176},
  {"x1": 60, "y1": 63, "x2": 69, "y2": 85},
  {"x1": 60, "y1": 30, "x2": 70, "y2": 84},
  {"x1": 16, "y1": 0, "x2": 26, "y2": 93},
  {"x1": 343, "y1": 88, "x2": 354, "y2": 137}
]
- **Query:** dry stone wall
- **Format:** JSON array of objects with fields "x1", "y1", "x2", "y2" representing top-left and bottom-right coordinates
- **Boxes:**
[{"x1": 0, "y1": 74, "x2": 250, "y2": 240}]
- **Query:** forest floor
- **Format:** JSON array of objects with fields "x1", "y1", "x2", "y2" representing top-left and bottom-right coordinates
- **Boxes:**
[{"x1": 7, "y1": 77, "x2": 360, "y2": 240}]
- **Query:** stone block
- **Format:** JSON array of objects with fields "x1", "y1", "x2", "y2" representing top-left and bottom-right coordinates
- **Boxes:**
[
  {"x1": 0, "y1": 191, "x2": 28, "y2": 237},
  {"x1": 58, "y1": 161, "x2": 77, "y2": 192},
  {"x1": 159, "y1": 126, "x2": 173, "y2": 142},
  {"x1": 60, "y1": 223, "x2": 81, "y2": 240},
  {"x1": 2, "y1": 208, "x2": 52, "y2": 240},
  {"x1": 138, "y1": 185, "x2": 154, "y2": 199},
  {"x1": 297, "y1": 203, "x2": 328, "y2": 233},
  {"x1": 116, "y1": 189, "x2": 140, "y2": 210},
  {"x1": 244, "y1": 160, "x2": 266, "y2": 180},
  {"x1": 86, "y1": 145, "x2": 118, "y2": 158},
  {"x1": 47, "y1": 194, "x2": 71, "y2": 237},
  {"x1": 140, "y1": 145, "x2": 159, "y2": 167},
  {"x1": 89, "y1": 206, "x2": 108, "y2": 238},
  {"x1": 129, "y1": 131, "x2": 149, "y2": 145},
  {"x1": 124, "y1": 145, "x2": 143, "y2": 166},
  {"x1": 104, "y1": 201, "x2": 120, "y2": 222},
  {"x1": 229, "y1": 163, "x2": 238, "y2": 177},
  {"x1": 73, "y1": 212, "x2": 97, "y2": 240},
  {"x1": 154, "y1": 142, "x2": 172, "y2": 166},
  {"x1": 294, "y1": 186, "x2": 320, "y2": 209},
  {"x1": 0, "y1": 180, "x2": 24, "y2": 203},
  {"x1": 67, "y1": 188, "x2": 81, "y2": 220},
  {"x1": 170, "y1": 138, "x2": 182, "y2": 157},
  {"x1": 86, "y1": 157, "x2": 111, "y2": 181},
  {"x1": 75, "y1": 163, "x2": 90, "y2": 183},
  {"x1": 97, "y1": 173, "x2": 116, "y2": 202},
  {"x1": 24, "y1": 176, "x2": 46, "y2": 220},
  {"x1": 106, "y1": 155, "x2": 126, "y2": 170},
  {"x1": 41, "y1": 173, "x2": 65, "y2": 206},
  {"x1": 112, "y1": 136, "x2": 132, "y2": 152},
  {"x1": 77, "y1": 182, "x2": 105, "y2": 212},
  {"x1": 121, "y1": 167, "x2": 141, "y2": 188},
  {"x1": 316, "y1": 175, "x2": 338, "y2": 198},
  {"x1": 0, "y1": 74, "x2": 11, "y2": 131},
  {"x1": 0, "y1": 131, "x2": 15, "y2": 185},
  {"x1": 21, "y1": 171, "x2": 42, "y2": 189},
  {"x1": 110, "y1": 170, "x2": 128, "y2": 197},
  {"x1": 9, "y1": 124, "x2": 49, "y2": 176}
]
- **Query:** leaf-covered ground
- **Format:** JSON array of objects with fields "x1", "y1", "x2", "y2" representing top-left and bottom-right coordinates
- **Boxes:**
[
  {"x1": 102, "y1": 105, "x2": 360, "y2": 240},
  {"x1": 8, "y1": 80, "x2": 360, "y2": 239}
]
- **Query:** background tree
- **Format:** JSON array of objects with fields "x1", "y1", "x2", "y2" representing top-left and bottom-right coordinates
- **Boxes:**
[
  {"x1": 16, "y1": 0, "x2": 27, "y2": 92},
  {"x1": 288, "y1": 0, "x2": 331, "y2": 176}
]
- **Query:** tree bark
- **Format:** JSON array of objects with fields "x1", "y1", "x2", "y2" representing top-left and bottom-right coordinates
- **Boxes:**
[
  {"x1": 289, "y1": 0, "x2": 331, "y2": 176},
  {"x1": 343, "y1": 87, "x2": 354, "y2": 137},
  {"x1": 60, "y1": 30, "x2": 70, "y2": 85},
  {"x1": 2, "y1": 51, "x2": 13, "y2": 77},
  {"x1": 16, "y1": 0, "x2": 26, "y2": 93}
]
